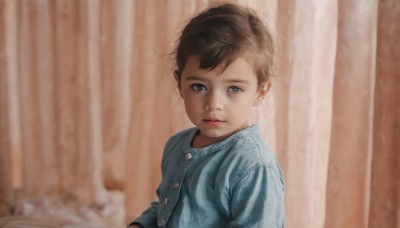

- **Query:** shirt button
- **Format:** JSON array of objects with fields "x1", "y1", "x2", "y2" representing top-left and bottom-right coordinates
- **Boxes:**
[
  {"x1": 185, "y1": 153, "x2": 193, "y2": 161},
  {"x1": 158, "y1": 219, "x2": 165, "y2": 226},
  {"x1": 164, "y1": 197, "x2": 168, "y2": 205},
  {"x1": 173, "y1": 181, "x2": 180, "y2": 189}
]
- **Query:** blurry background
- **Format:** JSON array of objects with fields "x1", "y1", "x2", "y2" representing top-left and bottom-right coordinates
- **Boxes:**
[{"x1": 0, "y1": 0, "x2": 399, "y2": 227}]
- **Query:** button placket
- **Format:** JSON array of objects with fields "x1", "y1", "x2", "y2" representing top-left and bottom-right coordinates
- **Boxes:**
[
  {"x1": 173, "y1": 180, "x2": 180, "y2": 189},
  {"x1": 160, "y1": 153, "x2": 195, "y2": 226},
  {"x1": 184, "y1": 152, "x2": 193, "y2": 161}
]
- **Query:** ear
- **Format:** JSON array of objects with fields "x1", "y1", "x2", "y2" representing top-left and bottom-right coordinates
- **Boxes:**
[
  {"x1": 174, "y1": 70, "x2": 183, "y2": 98},
  {"x1": 253, "y1": 81, "x2": 271, "y2": 106}
]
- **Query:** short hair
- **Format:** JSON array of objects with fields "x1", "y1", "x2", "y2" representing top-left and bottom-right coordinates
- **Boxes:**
[{"x1": 174, "y1": 3, "x2": 275, "y2": 85}]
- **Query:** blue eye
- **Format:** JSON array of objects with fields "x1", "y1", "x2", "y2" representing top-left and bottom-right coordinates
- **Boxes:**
[
  {"x1": 191, "y1": 83, "x2": 207, "y2": 91},
  {"x1": 227, "y1": 86, "x2": 243, "y2": 93}
]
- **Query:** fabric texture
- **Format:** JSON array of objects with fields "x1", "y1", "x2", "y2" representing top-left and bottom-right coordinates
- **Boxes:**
[{"x1": 131, "y1": 125, "x2": 285, "y2": 228}]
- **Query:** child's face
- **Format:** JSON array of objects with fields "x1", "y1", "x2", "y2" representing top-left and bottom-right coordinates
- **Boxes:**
[{"x1": 176, "y1": 55, "x2": 269, "y2": 145}]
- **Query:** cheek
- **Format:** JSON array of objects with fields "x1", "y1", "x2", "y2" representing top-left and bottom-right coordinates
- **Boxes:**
[
  {"x1": 229, "y1": 94, "x2": 256, "y2": 107},
  {"x1": 183, "y1": 94, "x2": 202, "y2": 111},
  {"x1": 227, "y1": 96, "x2": 256, "y2": 116}
]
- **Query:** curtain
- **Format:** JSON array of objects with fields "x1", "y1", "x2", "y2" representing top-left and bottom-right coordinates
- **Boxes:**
[{"x1": 0, "y1": 0, "x2": 398, "y2": 227}]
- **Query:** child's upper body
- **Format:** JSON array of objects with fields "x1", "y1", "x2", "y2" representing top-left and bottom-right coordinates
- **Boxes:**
[
  {"x1": 131, "y1": 125, "x2": 284, "y2": 228},
  {"x1": 129, "y1": 3, "x2": 285, "y2": 228}
]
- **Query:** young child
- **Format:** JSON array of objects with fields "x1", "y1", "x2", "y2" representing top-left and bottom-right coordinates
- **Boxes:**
[{"x1": 129, "y1": 3, "x2": 285, "y2": 228}]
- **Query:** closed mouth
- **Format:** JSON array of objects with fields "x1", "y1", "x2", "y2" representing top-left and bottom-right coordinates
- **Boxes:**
[
  {"x1": 204, "y1": 118, "x2": 225, "y2": 122},
  {"x1": 203, "y1": 118, "x2": 226, "y2": 125}
]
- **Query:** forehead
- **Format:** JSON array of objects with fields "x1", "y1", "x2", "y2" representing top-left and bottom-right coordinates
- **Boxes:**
[{"x1": 182, "y1": 55, "x2": 257, "y2": 82}]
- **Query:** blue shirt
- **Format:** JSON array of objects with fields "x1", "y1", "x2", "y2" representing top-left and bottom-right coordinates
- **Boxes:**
[{"x1": 131, "y1": 125, "x2": 285, "y2": 228}]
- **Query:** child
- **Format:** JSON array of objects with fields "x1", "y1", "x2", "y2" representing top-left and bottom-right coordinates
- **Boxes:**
[{"x1": 128, "y1": 3, "x2": 285, "y2": 228}]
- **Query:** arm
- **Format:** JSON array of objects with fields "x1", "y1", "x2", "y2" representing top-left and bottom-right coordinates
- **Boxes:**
[
  {"x1": 227, "y1": 165, "x2": 285, "y2": 228},
  {"x1": 127, "y1": 201, "x2": 158, "y2": 228}
]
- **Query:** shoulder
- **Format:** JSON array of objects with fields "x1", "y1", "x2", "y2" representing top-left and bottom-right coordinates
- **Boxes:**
[
  {"x1": 225, "y1": 134, "x2": 275, "y2": 168},
  {"x1": 221, "y1": 133, "x2": 283, "y2": 184}
]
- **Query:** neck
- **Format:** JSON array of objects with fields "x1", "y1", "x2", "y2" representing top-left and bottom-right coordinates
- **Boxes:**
[
  {"x1": 192, "y1": 132, "x2": 223, "y2": 148},
  {"x1": 192, "y1": 124, "x2": 250, "y2": 148}
]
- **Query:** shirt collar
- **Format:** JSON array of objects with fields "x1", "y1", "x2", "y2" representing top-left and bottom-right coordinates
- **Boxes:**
[{"x1": 183, "y1": 124, "x2": 259, "y2": 156}]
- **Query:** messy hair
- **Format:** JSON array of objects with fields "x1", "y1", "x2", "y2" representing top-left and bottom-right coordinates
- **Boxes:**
[{"x1": 175, "y1": 3, "x2": 275, "y2": 85}]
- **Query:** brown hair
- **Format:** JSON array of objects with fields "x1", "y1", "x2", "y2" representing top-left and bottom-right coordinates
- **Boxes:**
[{"x1": 174, "y1": 3, "x2": 275, "y2": 85}]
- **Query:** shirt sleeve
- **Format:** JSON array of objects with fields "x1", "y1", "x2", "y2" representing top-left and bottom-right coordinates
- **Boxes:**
[
  {"x1": 227, "y1": 165, "x2": 285, "y2": 228},
  {"x1": 128, "y1": 201, "x2": 158, "y2": 228}
]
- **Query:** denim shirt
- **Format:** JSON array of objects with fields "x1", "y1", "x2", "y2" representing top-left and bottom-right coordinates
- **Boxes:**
[{"x1": 131, "y1": 125, "x2": 285, "y2": 228}]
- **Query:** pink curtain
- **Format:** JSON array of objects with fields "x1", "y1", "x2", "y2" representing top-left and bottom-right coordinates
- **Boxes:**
[{"x1": 0, "y1": 0, "x2": 398, "y2": 227}]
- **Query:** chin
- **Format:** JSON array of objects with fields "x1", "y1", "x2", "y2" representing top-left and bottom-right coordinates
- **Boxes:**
[{"x1": 199, "y1": 128, "x2": 231, "y2": 139}]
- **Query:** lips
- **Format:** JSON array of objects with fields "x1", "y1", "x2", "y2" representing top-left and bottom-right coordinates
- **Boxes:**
[{"x1": 203, "y1": 118, "x2": 225, "y2": 126}]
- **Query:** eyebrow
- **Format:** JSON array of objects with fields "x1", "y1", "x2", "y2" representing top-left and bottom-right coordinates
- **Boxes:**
[
  {"x1": 185, "y1": 76, "x2": 250, "y2": 84},
  {"x1": 185, "y1": 76, "x2": 206, "y2": 81},
  {"x1": 225, "y1": 79, "x2": 250, "y2": 84}
]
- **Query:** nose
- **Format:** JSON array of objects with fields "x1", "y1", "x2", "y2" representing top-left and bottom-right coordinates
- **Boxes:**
[{"x1": 205, "y1": 91, "x2": 223, "y2": 111}]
